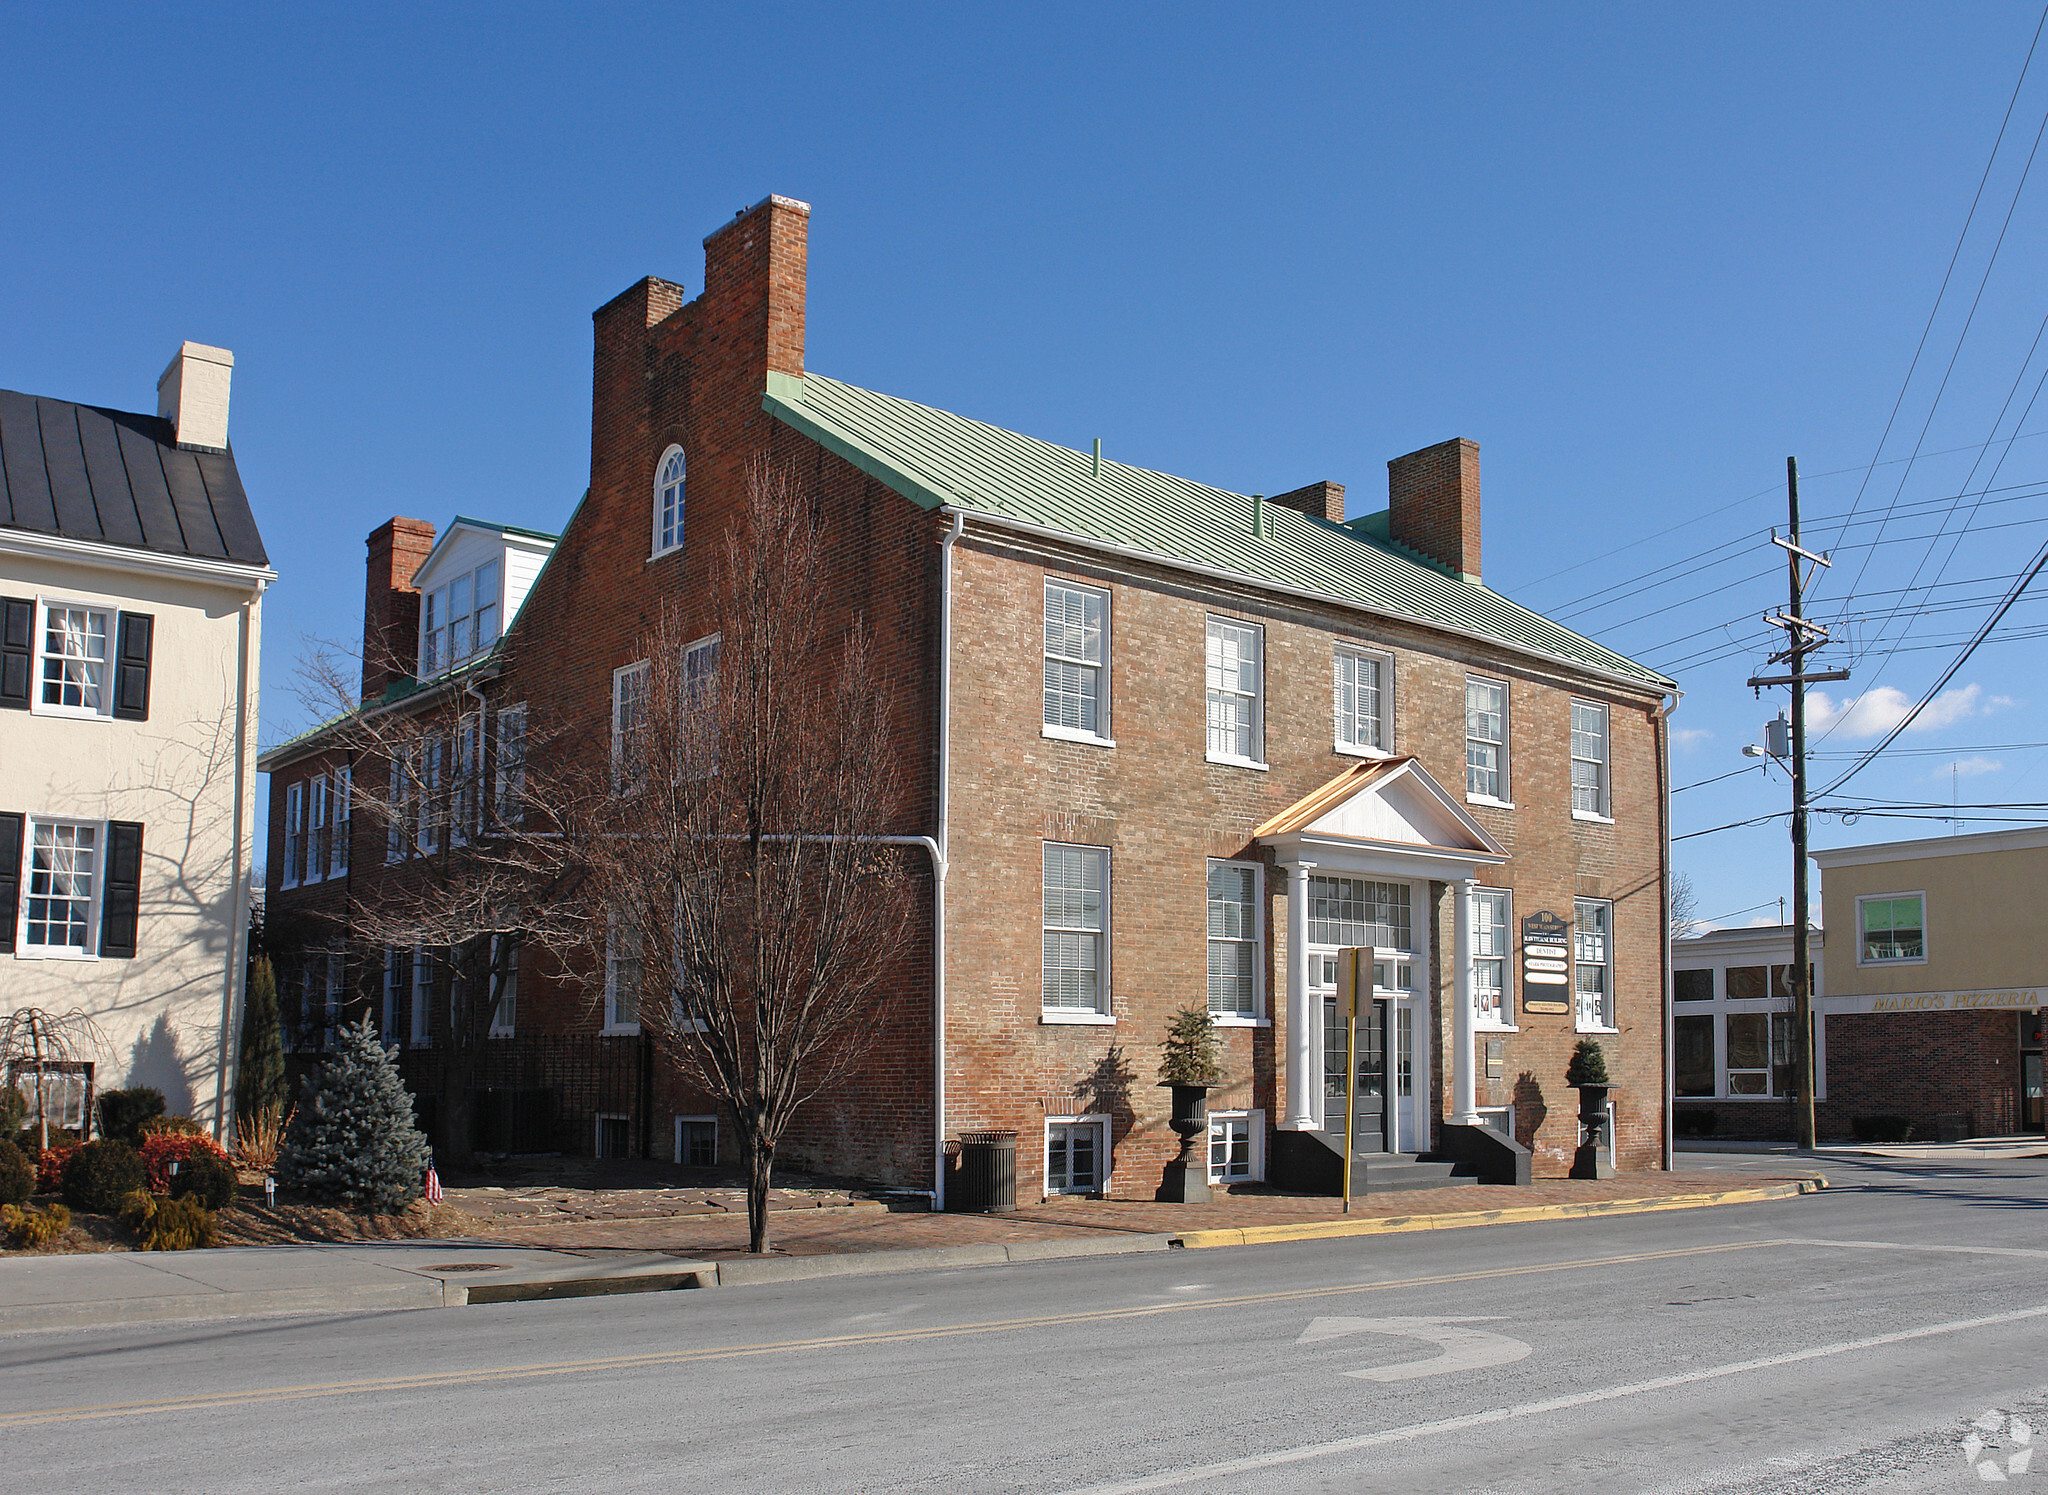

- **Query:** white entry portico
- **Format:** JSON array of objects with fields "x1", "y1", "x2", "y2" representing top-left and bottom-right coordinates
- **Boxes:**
[{"x1": 1255, "y1": 758, "x2": 1507, "y2": 1153}]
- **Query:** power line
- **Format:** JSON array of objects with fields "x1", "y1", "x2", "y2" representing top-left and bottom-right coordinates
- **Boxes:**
[{"x1": 1672, "y1": 764, "x2": 1765, "y2": 795}]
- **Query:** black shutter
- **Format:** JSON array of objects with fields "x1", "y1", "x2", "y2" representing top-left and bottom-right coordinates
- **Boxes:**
[
  {"x1": 113, "y1": 613, "x2": 153, "y2": 721},
  {"x1": 99, "y1": 821, "x2": 144, "y2": 959},
  {"x1": 0, "y1": 599, "x2": 32, "y2": 709},
  {"x1": 0, "y1": 812, "x2": 21, "y2": 953}
]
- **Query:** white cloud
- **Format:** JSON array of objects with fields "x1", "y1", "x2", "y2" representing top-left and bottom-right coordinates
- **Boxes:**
[
  {"x1": 1671, "y1": 727, "x2": 1713, "y2": 750},
  {"x1": 1933, "y1": 756, "x2": 2002, "y2": 780},
  {"x1": 1805, "y1": 682, "x2": 1988, "y2": 740},
  {"x1": 1745, "y1": 915, "x2": 1781, "y2": 928},
  {"x1": 1991, "y1": 695, "x2": 2018, "y2": 709}
]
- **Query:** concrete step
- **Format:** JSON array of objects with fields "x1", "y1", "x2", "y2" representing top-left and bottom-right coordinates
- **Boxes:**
[{"x1": 1315, "y1": 1144, "x2": 1485, "y2": 1195}]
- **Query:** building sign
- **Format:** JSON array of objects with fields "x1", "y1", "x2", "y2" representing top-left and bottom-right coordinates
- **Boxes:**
[
  {"x1": 1817, "y1": 988, "x2": 2044, "y2": 1016},
  {"x1": 1521, "y1": 910, "x2": 1571, "y2": 1014}
]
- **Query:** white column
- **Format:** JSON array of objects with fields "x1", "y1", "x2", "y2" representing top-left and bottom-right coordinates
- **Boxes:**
[
  {"x1": 1451, "y1": 877, "x2": 1482, "y2": 1125},
  {"x1": 1284, "y1": 861, "x2": 1317, "y2": 1130}
]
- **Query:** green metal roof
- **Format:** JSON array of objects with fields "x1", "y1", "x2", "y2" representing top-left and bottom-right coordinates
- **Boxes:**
[{"x1": 763, "y1": 372, "x2": 1673, "y2": 692}]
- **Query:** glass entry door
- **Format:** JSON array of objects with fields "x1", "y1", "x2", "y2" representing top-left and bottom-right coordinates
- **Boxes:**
[{"x1": 1323, "y1": 994, "x2": 1388, "y2": 1154}]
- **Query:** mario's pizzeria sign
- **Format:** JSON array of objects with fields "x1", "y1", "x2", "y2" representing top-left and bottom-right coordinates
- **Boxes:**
[{"x1": 1821, "y1": 989, "x2": 2044, "y2": 1016}]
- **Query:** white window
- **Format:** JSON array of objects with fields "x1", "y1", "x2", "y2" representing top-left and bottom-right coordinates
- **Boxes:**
[
  {"x1": 1575, "y1": 898, "x2": 1614, "y2": 1031},
  {"x1": 410, "y1": 949, "x2": 433, "y2": 1047},
  {"x1": 1466, "y1": 676, "x2": 1508, "y2": 802},
  {"x1": 1334, "y1": 645, "x2": 1393, "y2": 754},
  {"x1": 473, "y1": 561, "x2": 501, "y2": 656},
  {"x1": 653, "y1": 445, "x2": 687, "y2": 557},
  {"x1": 1308, "y1": 876, "x2": 1412, "y2": 950},
  {"x1": 1045, "y1": 1116, "x2": 1108, "y2": 1196},
  {"x1": 452, "y1": 716, "x2": 481, "y2": 845},
  {"x1": 307, "y1": 773, "x2": 329, "y2": 883},
  {"x1": 420, "y1": 737, "x2": 445, "y2": 853},
  {"x1": 495, "y1": 704, "x2": 528, "y2": 827},
  {"x1": 675, "y1": 1114, "x2": 718, "y2": 1167},
  {"x1": 35, "y1": 603, "x2": 111, "y2": 717},
  {"x1": 282, "y1": 782, "x2": 305, "y2": 888},
  {"x1": 420, "y1": 561, "x2": 503, "y2": 676},
  {"x1": 1208, "y1": 1109, "x2": 1265, "y2": 1184},
  {"x1": 606, "y1": 919, "x2": 642, "y2": 1033},
  {"x1": 1858, "y1": 893, "x2": 1926, "y2": 965},
  {"x1": 488, "y1": 936, "x2": 518, "y2": 1038},
  {"x1": 21, "y1": 819, "x2": 98, "y2": 956},
  {"x1": 613, "y1": 660, "x2": 650, "y2": 790},
  {"x1": 420, "y1": 587, "x2": 440, "y2": 675},
  {"x1": 329, "y1": 766, "x2": 351, "y2": 878},
  {"x1": 1205, "y1": 618, "x2": 1264, "y2": 765},
  {"x1": 1043, "y1": 581, "x2": 1109, "y2": 741},
  {"x1": 1571, "y1": 700, "x2": 1610, "y2": 818},
  {"x1": 1207, "y1": 860, "x2": 1261, "y2": 1019},
  {"x1": 1043, "y1": 843, "x2": 1109, "y2": 1016},
  {"x1": 386, "y1": 752, "x2": 411, "y2": 863},
  {"x1": 682, "y1": 634, "x2": 720, "y2": 771},
  {"x1": 381, "y1": 948, "x2": 407, "y2": 1039},
  {"x1": 1472, "y1": 887, "x2": 1512, "y2": 1027}
]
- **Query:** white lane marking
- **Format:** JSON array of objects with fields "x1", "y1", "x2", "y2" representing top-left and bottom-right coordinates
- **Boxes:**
[
  {"x1": 1295, "y1": 1316, "x2": 1532, "y2": 1382},
  {"x1": 1782, "y1": 1237, "x2": 2048, "y2": 1261},
  {"x1": 1059, "y1": 1301, "x2": 2048, "y2": 1495}
]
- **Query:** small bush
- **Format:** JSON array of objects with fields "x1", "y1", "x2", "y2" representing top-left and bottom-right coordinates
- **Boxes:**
[
  {"x1": 1566, "y1": 1038, "x2": 1612, "y2": 1087},
  {"x1": 140, "y1": 1130, "x2": 231, "y2": 1193},
  {"x1": 62, "y1": 1140, "x2": 147, "y2": 1214},
  {"x1": 138, "y1": 1114, "x2": 207, "y2": 1139},
  {"x1": 170, "y1": 1151, "x2": 238, "y2": 1212},
  {"x1": 34, "y1": 1144, "x2": 78, "y2": 1194},
  {"x1": 1852, "y1": 1115, "x2": 1914, "y2": 1144},
  {"x1": 1157, "y1": 1000, "x2": 1222, "y2": 1086},
  {"x1": 0, "y1": 1084, "x2": 25, "y2": 1137},
  {"x1": 96, "y1": 1087, "x2": 167, "y2": 1147},
  {"x1": 234, "y1": 1104, "x2": 291, "y2": 1171},
  {"x1": 16, "y1": 1126, "x2": 82, "y2": 1155},
  {"x1": 1, "y1": 1202, "x2": 70, "y2": 1248},
  {"x1": 279, "y1": 1017, "x2": 431, "y2": 1214},
  {"x1": 0, "y1": 1138, "x2": 33, "y2": 1207},
  {"x1": 121, "y1": 1191, "x2": 217, "y2": 1251}
]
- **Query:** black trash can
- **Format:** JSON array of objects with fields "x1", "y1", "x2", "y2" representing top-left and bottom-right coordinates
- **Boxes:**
[{"x1": 950, "y1": 1130, "x2": 1018, "y2": 1213}]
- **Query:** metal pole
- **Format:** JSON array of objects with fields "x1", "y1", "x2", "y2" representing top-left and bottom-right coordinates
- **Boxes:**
[{"x1": 1788, "y1": 457, "x2": 1818, "y2": 1150}]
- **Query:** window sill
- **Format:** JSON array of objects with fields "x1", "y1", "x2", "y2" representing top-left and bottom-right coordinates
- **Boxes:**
[
  {"x1": 1042, "y1": 726, "x2": 1116, "y2": 748},
  {"x1": 1334, "y1": 742, "x2": 1394, "y2": 760},
  {"x1": 1857, "y1": 957, "x2": 1928, "y2": 968},
  {"x1": 1466, "y1": 795, "x2": 1516, "y2": 810},
  {"x1": 488, "y1": 1029, "x2": 515, "y2": 1040},
  {"x1": 602, "y1": 1024, "x2": 643, "y2": 1037},
  {"x1": 1041, "y1": 1010, "x2": 1116, "y2": 1026},
  {"x1": 1572, "y1": 811, "x2": 1615, "y2": 825},
  {"x1": 1213, "y1": 1015, "x2": 1271, "y2": 1028},
  {"x1": 13, "y1": 947, "x2": 97, "y2": 962},
  {"x1": 646, "y1": 546, "x2": 683, "y2": 564},
  {"x1": 1206, "y1": 754, "x2": 1270, "y2": 772},
  {"x1": 1575, "y1": 1024, "x2": 1622, "y2": 1035},
  {"x1": 27, "y1": 704, "x2": 111, "y2": 722}
]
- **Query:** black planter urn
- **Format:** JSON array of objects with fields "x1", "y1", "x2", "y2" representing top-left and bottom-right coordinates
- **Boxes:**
[
  {"x1": 1157, "y1": 1082, "x2": 1212, "y2": 1203},
  {"x1": 1569, "y1": 1082, "x2": 1617, "y2": 1180}
]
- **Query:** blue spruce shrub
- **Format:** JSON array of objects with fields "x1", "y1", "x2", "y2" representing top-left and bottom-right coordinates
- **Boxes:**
[{"x1": 277, "y1": 1017, "x2": 432, "y2": 1214}]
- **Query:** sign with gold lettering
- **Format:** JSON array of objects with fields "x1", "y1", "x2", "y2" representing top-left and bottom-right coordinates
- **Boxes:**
[{"x1": 1522, "y1": 910, "x2": 1571, "y2": 1014}]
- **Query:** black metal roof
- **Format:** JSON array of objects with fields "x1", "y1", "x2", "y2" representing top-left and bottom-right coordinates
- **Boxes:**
[{"x1": 0, "y1": 388, "x2": 269, "y2": 567}]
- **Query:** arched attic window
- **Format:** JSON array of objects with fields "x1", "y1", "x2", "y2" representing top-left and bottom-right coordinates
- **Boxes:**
[{"x1": 653, "y1": 445, "x2": 686, "y2": 557}]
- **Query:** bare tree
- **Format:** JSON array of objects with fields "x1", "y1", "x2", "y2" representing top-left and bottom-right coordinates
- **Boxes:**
[
  {"x1": 2, "y1": 1007, "x2": 109, "y2": 1151},
  {"x1": 562, "y1": 459, "x2": 916, "y2": 1254},
  {"x1": 1669, "y1": 869, "x2": 1700, "y2": 946}
]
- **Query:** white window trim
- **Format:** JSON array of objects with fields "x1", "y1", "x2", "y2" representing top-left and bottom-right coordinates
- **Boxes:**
[
  {"x1": 1040, "y1": 1010, "x2": 1118, "y2": 1027},
  {"x1": 1207, "y1": 858, "x2": 1266, "y2": 1025},
  {"x1": 1570, "y1": 698, "x2": 1612, "y2": 821},
  {"x1": 495, "y1": 702, "x2": 528, "y2": 827},
  {"x1": 1470, "y1": 885, "x2": 1516, "y2": 1032},
  {"x1": 1672, "y1": 981, "x2": 1830, "y2": 1103},
  {"x1": 410, "y1": 949, "x2": 433, "y2": 1047},
  {"x1": 305, "y1": 773, "x2": 329, "y2": 885},
  {"x1": 15, "y1": 815, "x2": 104, "y2": 960},
  {"x1": 487, "y1": 935, "x2": 517, "y2": 1038},
  {"x1": 612, "y1": 659, "x2": 650, "y2": 790},
  {"x1": 282, "y1": 781, "x2": 304, "y2": 889},
  {"x1": 417, "y1": 562, "x2": 503, "y2": 679},
  {"x1": 1204, "y1": 616, "x2": 1267, "y2": 769},
  {"x1": 381, "y1": 948, "x2": 403, "y2": 1039},
  {"x1": 594, "y1": 1112, "x2": 631, "y2": 1158},
  {"x1": 1856, "y1": 889, "x2": 1929, "y2": 968},
  {"x1": 651, "y1": 444, "x2": 686, "y2": 560},
  {"x1": 680, "y1": 633, "x2": 721, "y2": 776},
  {"x1": 1332, "y1": 643, "x2": 1396, "y2": 759},
  {"x1": 29, "y1": 598, "x2": 114, "y2": 720},
  {"x1": 1042, "y1": 842, "x2": 1111, "y2": 1018},
  {"x1": 673, "y1": 1113, "x2": 719, "y2": 1167},
  {"x1": 1207, "y1": 1108, "x2": 1266, "y2": 1185},
  {"x1": 1464, "y1": 673, "x2": 1511, "y2": 807},
  {"x1": 604, "y1": 918, "x2": 643, "y2": 1035},
  {"x1": 1574, "y1": 897, "x2": 1615, "y2": 1034},
  {"x1": 329, "y1": 766, "x2": 351, "y2": 879},
  {"x1": 1044, "y1": 1112, "x2": 1111, "y2": 1198},
  {"x1": 1042, "y1": 579, "x2": 1113, "y2": 747}
]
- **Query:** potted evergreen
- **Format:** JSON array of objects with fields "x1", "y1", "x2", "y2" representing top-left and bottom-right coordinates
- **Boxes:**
[
  {"x1": 1566, "y1": 1038, "x2": 1616, "y2": 1180},
  {"x1": 1156, "y1": 1001, "x2": 1221, "y2": 1204}
]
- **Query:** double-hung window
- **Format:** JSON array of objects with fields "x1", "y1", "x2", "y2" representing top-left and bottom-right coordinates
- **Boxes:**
[
  {"x1": 411, "y1": 950, "x2": 433, "y2": 1046},
  {"x1": 1043, "y1": 581, "x2": 1109, "y2": 741},
  {"x1": 387, "y1": 750, "x2": 417, "y2": 863},
  {"x1": 1574, "y1": 897, "x2": 1614, "y2": 1030},
  {"x1": 2, "y1": 600, "x2": 151, "y2": 718},
  {"x1": 1043, "y1": 843, "x2": 1109, "y2": 1017},
  {"x1": 653, "y1": 445, "x2": 686, "y2": 557},
  {"x1": 1465, "y1": 676, "x2": 1508, "y2": 802},
  {"x1": 1571, "y1": 700, "x2": 1610, "y2": 818},
  {"x1": 613, "y1": 661, "x2": 650, "y2": 791},
  {"x1": 329, "y1": 767, "x2": 351, "y2": 878},
  {"x1": 307, "y1": 774, "x2": 330, "y2": 882},
  {"x1": 419, "y1": 562, "x2": 502, "y2": 676},
  {"x1": 494, "y1": 704, "x2": 528, "y2": 827},
  {"x1": 1472, "y1": 887, "x2": 1512, "y2": 1026},
  {"x1": 382, "y1": 948, "x2": 408, "y2": 1039},
  {"x1": 1858, "y1": 894, "x2": 1925, "y2": 964},
  {"x1": 38, "y1": 604, "x2": 110, "y2": 715},
  {"x1": 1205, "y1": 618, "x2": 1264, "y2": 765},
  {"x1": 1206, "y1": 860, "x2": 1260, "y2": 1019},
  {"x1": 420, "y1": 738, "x2": 445, "y2": 853},
  {"x1": 1334, "y1": 645, "x2": 1393, "y2": 754},
  {"x1": 606, "y1": 919, "x2": 642, "y2": 1033},
  {"x1": 283, "y1": 783, "x2": 305, "y2": 888},
  {"x1": 452, "y1": 716, "x2": 482, "y2": 845},
  {"x1": 21, "y1": 819, "x2": 98, "y2": 956},
  {"x1": 682, "y1": 636, "x2": 720, "y2": 771},
  {"x1": 488, "y1": 936, "x2": 518, "y2": 1037}
]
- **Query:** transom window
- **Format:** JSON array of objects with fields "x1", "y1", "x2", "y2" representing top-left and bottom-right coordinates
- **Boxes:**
[
  {"x1": 1571, "y1": 700, "x2": 1610, "y2": 817},
  {"x1": 1472, "y1": 887, "x2": 1511, "y2": 1025},
  {"x1": 1859, "y1": 894, "x2": 1925, "y2": 964},
  {"x1": 39, "y1": 605, "x2": 109, "y2": 714},
  {"x1": 1207, "y1": 860, "x2": 1260, "y2": 1017},
  {"x1": 1205, "y1": 618, "x2": 1264, "y2": 764},
  {"x1": 1466, "y1": 676, "x2": 1508, "y2": 801},
  {"x1": 1334, "y1": 645, "x2": 1393, "y2": 753},
  {"x1": 420, "y1": 562, "x2": 501, "y2": 677},
  {"x1": 1574, "y1": 897, "x2": 1613, "y2": 1030},
  {"x1": 1308, "y1": 876, "x2": 1411, "y2": 951},
  {"x1": 1043, "y1": 843, "x2": 1108, "y2": 1013},
  {"x1": 654, "y1": 446, "x2": 687, "y2": 557},
  {"x1": 24, "y1": 820, "x2": 97, "y2": 953},
  {"x1": 1044, "y1": 581, "x2": 1108, "y2": 739}
]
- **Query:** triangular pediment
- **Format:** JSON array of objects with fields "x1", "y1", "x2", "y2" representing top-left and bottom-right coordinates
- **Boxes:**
[{"x1": 1253, "y1": 758, "x2": 1505, "y2": 863}]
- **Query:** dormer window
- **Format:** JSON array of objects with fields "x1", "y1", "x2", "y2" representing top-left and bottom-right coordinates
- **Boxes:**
[
  {"x1": 419, "y1": 560, "x2": 501, "y2": 677},
  {"x1": 653, "y1": 446, "x2": 686, "y2": 557}
]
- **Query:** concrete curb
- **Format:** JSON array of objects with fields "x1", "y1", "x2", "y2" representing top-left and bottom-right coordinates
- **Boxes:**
[
  {"x1": 1172, "y1": 1179, "x2": 1827, "y2": 1250},
  {"x1": 709, "y1": 1233, "x2": 1176, "y2": 1288},
  {"x1": 0, "y1": 1280, "x2": 449, "y2": 1335}
]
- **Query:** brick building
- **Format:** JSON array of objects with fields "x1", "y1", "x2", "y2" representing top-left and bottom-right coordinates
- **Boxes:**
[{"x1": 260, "y1": 194, "x2": 1676, "y2": 1197}]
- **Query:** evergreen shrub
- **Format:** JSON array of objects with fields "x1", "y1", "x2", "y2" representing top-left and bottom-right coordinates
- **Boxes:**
[
  {"x1": 170, "y1": 1151, "x2": 238, "y2": 1212},
  {"x1": 236, "y1": 953, "x2": 288, "y2": 1123},
  {"x1": 278, "y1": 1017, "x2": 432, "y2": 1214},
  {"x1": 0, "y1": 1138, "x2": 33, "y2": 1207},
  {"x1": 1157, "y1": 1000, "x2": 1222, "y2": 1086},
  {"x1": 96, "y1": 1087, "x2": 167, "y2": 1147},
  {"x1": 122, "y1": 1191, "x2": 217, "y2": 1251},
  {"x1": 1566, "y1": 1038, "x2": 1612, "y2": 1087},
  {"x1": 2, "y1": 1202, "x2": 70, "y2": 1248},
  {"x1": 62, "y1": 1141, "x2": 147, "y2": 1214}
]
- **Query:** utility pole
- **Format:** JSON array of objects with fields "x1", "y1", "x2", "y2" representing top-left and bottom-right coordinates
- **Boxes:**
[{"x1": 1747, "y1": 457, "x2": 1849, "y2": 1151}]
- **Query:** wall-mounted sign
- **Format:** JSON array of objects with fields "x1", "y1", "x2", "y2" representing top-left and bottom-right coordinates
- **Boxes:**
[{"x1": 1522, "y1": 910, "x2": 1571, "y2": 1014}]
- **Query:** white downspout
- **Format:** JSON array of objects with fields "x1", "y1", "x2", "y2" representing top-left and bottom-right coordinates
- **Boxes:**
[
  {"x1": 932, "y1": 509, "x2": 963, "y2": 1210},
  {"x1": 214, "y1": 583, "x2": 265, "y2": 1143}
]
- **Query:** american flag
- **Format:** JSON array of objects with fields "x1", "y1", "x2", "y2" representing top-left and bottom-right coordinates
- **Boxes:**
[{"x1": 424, "y1": 1162, "x2": 443, "y2": 1204}]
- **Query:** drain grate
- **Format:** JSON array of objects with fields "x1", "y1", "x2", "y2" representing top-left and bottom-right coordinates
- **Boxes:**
[{"x1": 427, "y1": 1262, "x2": 512, "y2": 1273}]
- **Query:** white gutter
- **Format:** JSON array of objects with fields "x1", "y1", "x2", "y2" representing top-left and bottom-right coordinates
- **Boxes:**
[
  {"x1": 214, "y1": 580, "x2": 267, "y2": 1143},
  {"x1": 0, "y1": 526, "x2": 276, "y2": 592},
  {"x1": 931, "y1": 509, "x2": 963, "y2": 1210}
]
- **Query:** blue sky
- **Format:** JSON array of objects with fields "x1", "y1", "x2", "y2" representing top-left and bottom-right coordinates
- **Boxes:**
[{"x1": 7, "y1": 3, "x2": 2048, "y2": 921}]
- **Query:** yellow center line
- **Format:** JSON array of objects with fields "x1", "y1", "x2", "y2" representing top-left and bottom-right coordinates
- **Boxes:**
[{"x1": 4, "y1": 1239, "x2": 1785, "y2": 1428}]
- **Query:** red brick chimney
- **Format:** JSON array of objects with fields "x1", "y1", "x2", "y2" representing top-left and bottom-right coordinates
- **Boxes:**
[
  {"x1": 701, "y1": 193, "x2": 810, "y2": 380},
  {"x1": 1388, "y1": 438, "x2": 1481, "y2": 582},
  {"x1": 1269, "y1": 480, "x2": 1346, "y2": 523},
  {"x1": 362, "y1": 518, "x2": 436, "y2": 700}
]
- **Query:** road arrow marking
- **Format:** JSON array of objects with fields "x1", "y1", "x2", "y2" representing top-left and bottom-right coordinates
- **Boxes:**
[{"x1": 1296, "y1": 1315, "x2": 1533, "y2": 1381}]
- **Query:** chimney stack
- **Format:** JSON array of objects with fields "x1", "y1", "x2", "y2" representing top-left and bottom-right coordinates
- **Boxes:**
[
  {"x1": 701, "y1": 194, "x2": 810, "y2": 379},
  {"x1": 362, "y1": 518, "x2": 437, "y2": 701},
  {"x1": 1387, "y1": 438, "x2": 1481, "y2": 582},
  {"x1": 157, "y1": 342, "x2": 234, "y2": 452},
  {"x1": 1268, "y1": 480, "x2": 1347, "y2": 523}
]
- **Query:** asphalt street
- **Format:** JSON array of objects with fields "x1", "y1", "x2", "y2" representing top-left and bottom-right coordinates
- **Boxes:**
[{"x1": 4, "y1": 1150, "x2": 2045, "y2": 1494}]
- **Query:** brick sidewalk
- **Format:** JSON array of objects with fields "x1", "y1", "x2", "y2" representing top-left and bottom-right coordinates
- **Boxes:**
[{"x1": 460, "y1": 1170, "x2": 1822, "y2": 1259}]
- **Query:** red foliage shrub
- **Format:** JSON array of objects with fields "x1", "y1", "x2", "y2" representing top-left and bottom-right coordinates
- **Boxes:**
[
  {"x1": 140, "y1": 1131, "x2": 230, "y2": 1194},
  {"x1": 35, "y1": 1145, "x2": 78, "y2": 1194}
]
